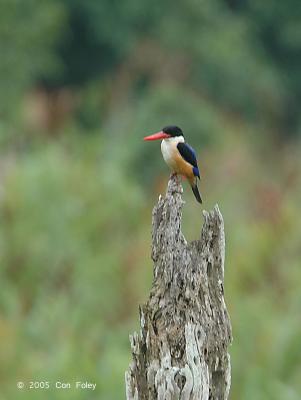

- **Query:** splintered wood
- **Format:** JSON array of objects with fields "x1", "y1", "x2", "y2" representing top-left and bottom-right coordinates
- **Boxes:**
[{"x1": 126, "y1": 175, "x2": 232, "y2": 400}]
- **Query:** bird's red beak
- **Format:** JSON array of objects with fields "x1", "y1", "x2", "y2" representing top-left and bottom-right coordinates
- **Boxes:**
[{"x1": 144, "y1": 131, "x2": 171, "y2": 141}]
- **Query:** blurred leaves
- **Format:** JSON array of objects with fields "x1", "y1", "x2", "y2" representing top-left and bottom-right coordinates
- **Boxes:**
[{"x1": 0, "y1": 0, "x2": 65, "y2": 116}]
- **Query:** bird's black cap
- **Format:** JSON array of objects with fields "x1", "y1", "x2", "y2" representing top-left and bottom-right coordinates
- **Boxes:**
[{"x1": 162, "y1": 125, "x2": 183, "y2": 137}]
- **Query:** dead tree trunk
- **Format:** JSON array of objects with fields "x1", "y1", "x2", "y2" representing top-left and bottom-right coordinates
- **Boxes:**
[{"x1": 125, "y1": 175, "x2": 232, "y2": 400}]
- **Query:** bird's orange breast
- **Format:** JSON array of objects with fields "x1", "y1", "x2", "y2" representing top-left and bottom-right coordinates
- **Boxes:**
[
  {"x1": 167, "y1": 145, "x2": 194, "y2": 181},
  {"x1": 173, "y1": 153, "x2": 195, "y2": 180},
  {"x1": 161, "y1": 138, "x2": 195, "y2": 183}
]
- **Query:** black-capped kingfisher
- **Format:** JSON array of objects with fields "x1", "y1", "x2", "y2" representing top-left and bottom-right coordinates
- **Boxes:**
[{"x1": 144, "y1": 125, "x2": 202, "y2": 204}]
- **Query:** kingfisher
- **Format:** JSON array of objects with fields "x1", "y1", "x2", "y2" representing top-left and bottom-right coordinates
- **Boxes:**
[{"x1": 144, "y1": 125, "x2": 202, "y2": 203}]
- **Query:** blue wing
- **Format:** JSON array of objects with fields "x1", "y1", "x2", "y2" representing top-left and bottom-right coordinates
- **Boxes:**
[{"x1": 177, "y1": 142, "x2": 200, "y2": 178}]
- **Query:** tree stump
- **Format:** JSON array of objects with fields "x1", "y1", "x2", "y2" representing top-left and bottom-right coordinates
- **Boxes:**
[{"x1": 125, "y1": 175, "x2": 232, "y2": 400}]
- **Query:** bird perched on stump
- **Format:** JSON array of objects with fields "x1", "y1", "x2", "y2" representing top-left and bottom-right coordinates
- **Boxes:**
[{"x1": 144, "y1": 125, "x2": 202, "y2": 204}]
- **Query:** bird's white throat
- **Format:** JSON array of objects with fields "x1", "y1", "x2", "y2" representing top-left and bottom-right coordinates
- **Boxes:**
[
  {"x1": 161, "y1": 135, "x2": 184, "y2": 169},
  {"x1": 163, "y1": 135, "x2": 184, "y2": 145}
]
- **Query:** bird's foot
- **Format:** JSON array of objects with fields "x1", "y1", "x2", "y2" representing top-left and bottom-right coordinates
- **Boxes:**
[
  {"x1": 170, "y1": 172, "x2": 183, "y2": 185},
  {"x1": 168, "y1": 173, "x2": 183, "y2": 196}
]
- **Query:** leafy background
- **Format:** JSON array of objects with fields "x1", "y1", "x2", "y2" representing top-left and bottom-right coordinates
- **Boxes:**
[{"x1": 0, "y1": 0, "x2": 301, "y2": 399}]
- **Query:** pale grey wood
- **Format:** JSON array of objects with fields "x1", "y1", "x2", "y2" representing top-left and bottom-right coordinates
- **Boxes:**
[{"x1": 125, "y1": 175, "x2": 232, "y2": 400}]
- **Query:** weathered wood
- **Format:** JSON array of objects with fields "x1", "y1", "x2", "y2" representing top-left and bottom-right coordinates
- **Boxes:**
[{"x1": 125, "y1": 175, "x2": 232, "y2": 400}]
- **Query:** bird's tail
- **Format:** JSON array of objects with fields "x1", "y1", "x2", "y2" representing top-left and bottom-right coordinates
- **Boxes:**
[{"x1": 191, "y1": 181, "x2": 202, "y2": 204}]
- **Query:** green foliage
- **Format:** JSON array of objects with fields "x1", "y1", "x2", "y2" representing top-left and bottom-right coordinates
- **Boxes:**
[
  {"x1": 0, "y1": 136, "x2": 148, "y2": 399},
  {"x1": 2, "y1": 0, "x2": 301, "y2": 135},
  {"x1": 0, "y1": 0, "x2": 65, "y2": 116}
]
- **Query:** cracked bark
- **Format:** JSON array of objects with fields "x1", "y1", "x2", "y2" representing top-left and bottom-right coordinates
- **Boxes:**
[{"x1": 125, "y1": 175, "x2": 232, "y2": 400}]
